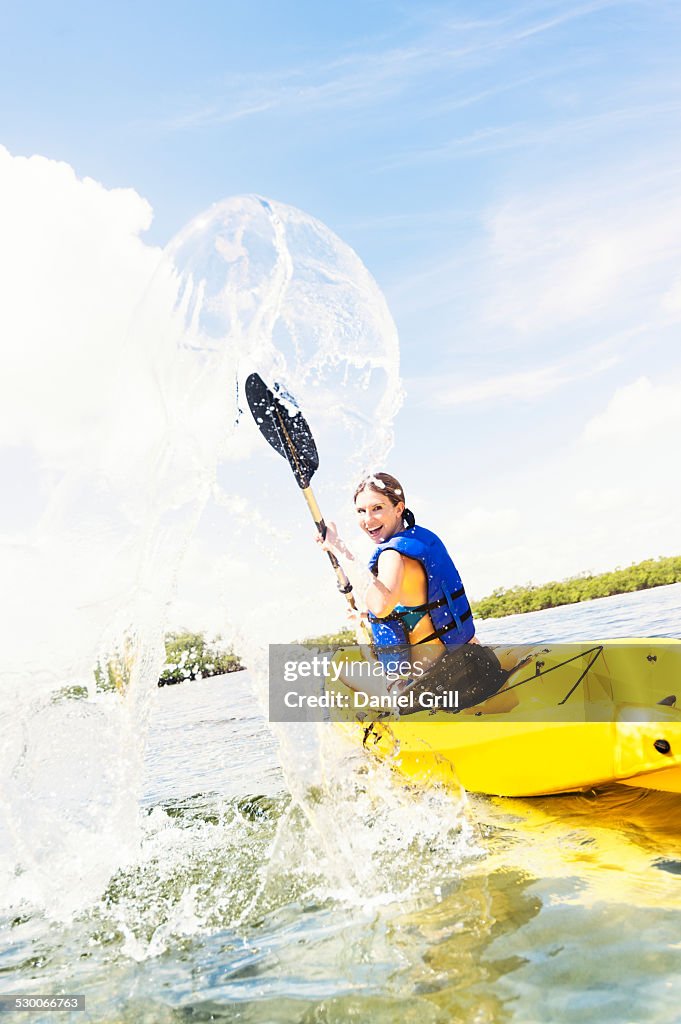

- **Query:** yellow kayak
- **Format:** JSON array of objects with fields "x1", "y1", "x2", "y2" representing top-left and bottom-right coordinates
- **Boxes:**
[{"x1": 329, "y1": 639, "x2": 681, "y2": 797}]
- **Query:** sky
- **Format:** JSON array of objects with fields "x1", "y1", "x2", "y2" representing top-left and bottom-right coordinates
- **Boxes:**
[{"x1": 2, "y1": 0, "x2": 681, "y2": 640}]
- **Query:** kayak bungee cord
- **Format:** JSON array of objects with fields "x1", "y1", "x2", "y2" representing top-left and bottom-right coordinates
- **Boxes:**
[{"x1": 499, "y1": 645, "x2": 606, "y2": 706}]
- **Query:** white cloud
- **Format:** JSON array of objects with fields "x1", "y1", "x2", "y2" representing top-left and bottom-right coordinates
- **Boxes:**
[
  {"x1": 0, "y1": 148, "x2": 166, "y2": 690},
  {"x1": 582, "y1": 376, "x2": 681, "y2": 442},
  {"x1": 448, "y1": 374, "x2": 681, "y2": 598},
  {"x1": 0, "y1": 146, "x2": 161, "y2": 461},
  {"x1": 662, "y1": 274, "x2": 681, "y2": 314},
  {"x1": 483, "y1": 183, "x2": 681, "y2": 334}
]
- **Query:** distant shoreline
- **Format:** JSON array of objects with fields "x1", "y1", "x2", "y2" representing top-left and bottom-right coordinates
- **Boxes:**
[
  {"x1": 304, "y1": 556, "x2": 681, "y2": 645},
  {"x1": 471, "y1": 555, "x2": 681, "y2": 620}
]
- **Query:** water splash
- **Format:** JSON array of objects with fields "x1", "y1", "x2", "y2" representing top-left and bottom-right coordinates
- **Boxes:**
[{"x1": 0, "y1": 193, "x2": 400, "y2": 920}]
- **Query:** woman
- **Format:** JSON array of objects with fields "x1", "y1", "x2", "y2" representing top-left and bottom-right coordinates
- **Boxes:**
[{"x1": 318, "y1": 472, "x2": 506, "y2": 712}]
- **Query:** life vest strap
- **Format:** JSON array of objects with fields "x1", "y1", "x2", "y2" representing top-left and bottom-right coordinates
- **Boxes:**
[
  {"x1": 375, "y1": 586, "x2": 466, "y2": 624},
  {"x1": 413, "y1": 607, "x2": 473, "y2": 646}
]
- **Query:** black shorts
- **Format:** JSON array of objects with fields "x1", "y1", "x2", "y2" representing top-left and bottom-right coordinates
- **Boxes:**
[{"x1": 402, "y1": 643, "x2": 506, "y2": 714}]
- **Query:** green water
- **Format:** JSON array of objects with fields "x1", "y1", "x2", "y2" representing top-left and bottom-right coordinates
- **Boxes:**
[
  {"x1": 2, "y1": 586, "x2": 681, "y2": 1023},
  {"x1": 5, "y1": 783, "x2": 681, "y2": 1023}
]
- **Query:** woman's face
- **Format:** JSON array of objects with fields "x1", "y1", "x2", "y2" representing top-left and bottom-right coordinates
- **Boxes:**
[{"x1": 354, "y1": 487, "x2": 405, "y2": 544}]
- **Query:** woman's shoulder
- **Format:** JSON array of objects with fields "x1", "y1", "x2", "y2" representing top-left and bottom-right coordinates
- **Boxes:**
[
  {"x1": 404, "y1": 523, "x2": 442, "y2": 546},
  {"x1": 382, "y1": 526, "x2": 431, "y2": 554}
]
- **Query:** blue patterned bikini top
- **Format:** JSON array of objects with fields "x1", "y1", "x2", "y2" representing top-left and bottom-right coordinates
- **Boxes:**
[{"x1": 391, "y1": 604, "x2": 428, "y2": 633}]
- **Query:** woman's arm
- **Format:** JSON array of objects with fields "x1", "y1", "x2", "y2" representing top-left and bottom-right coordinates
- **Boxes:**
[
  {"x1": 363, "y1": 550, "x2": 404, "y2": 618},
  {"x1": 315, "y1": 527, "x2": 404, "y2": 620}
]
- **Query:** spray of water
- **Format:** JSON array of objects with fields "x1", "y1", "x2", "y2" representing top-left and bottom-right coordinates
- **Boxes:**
[{"x1": 0, "y1": 193, "x2": 402, "y2": 921}]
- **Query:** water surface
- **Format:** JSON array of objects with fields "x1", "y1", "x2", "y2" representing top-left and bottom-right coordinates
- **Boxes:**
[{"x1": 3, "y1": 584, "x2": 681, "y2": 1023}]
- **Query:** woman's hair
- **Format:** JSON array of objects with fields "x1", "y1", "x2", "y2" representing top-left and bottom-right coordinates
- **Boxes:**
[{"x1": 353, "y1": 472, "x2": 416, "y2": 529}]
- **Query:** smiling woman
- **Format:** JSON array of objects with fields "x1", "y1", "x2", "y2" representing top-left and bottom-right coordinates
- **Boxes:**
[{"x1": 319, "y1": 471, "x2": 507, "y2": 709}]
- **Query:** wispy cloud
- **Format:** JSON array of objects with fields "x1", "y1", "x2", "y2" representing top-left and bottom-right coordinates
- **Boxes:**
[
  {"x1": 337, "y1": 206, "x2": 474, "y2": 236},
  {"x1": 482, "y1": 171, "x2": 681, "y2": 334},
  {"x1": 163, "y1": 99, "x2": 282, "y2": 131},
  {"x1": 406, "y1": 352, "x2": 619, "y2": 408},
  {"x1": 505, "y1": 0, "x2": 629, "y2": 42},
  {"x1": 153, "y1": 0, "x2": 633, "y2": 132},
  {"x1": 155, "y1": 45, "x2": 429, "y2": 131},
  {"x1": 381, "y1": 97, "x2": 681, "y2": 169},
  {"x1": 386, "y1": 159, "x2": 681, "y2": 344}
]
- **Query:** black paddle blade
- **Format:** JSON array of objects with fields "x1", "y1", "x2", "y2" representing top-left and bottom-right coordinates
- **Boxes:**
[{"x1": 245, "y1": 373, "x2": 319, "y2": 489}]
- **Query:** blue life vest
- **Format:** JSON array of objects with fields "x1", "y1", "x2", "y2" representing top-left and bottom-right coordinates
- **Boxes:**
[{"x1": 367, "y1": 524, "x2": 474, "y2": 668}]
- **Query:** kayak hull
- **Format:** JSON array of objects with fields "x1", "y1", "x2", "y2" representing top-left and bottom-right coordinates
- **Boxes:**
[{"x1": 332, "y1": 639, "x2": 681, "y2": 797}]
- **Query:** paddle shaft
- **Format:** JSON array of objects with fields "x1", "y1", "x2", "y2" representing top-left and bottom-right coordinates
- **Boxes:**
[
  {"x1": 303, "y1": 485, "x2": 372, "y2": 643},
  {"x1": 302, "y1": 486, "x2": 357, "y2": 608}
]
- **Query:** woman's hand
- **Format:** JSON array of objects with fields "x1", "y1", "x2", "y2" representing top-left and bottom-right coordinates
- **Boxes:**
[
  {"x1": 346, "y1": 604, "x2": 370, "y2": 640},
  {"x1": 314, "y1": 521, "x2": 355, "y2": 560},
  {"x1": 346, "y1": 604, "x2": 368, "y2": 627},
  {"x1": 315, "y1": 520, "x2": 339, "y2": 553}
]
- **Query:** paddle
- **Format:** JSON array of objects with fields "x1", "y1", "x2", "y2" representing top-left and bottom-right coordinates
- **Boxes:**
[{"x1": 245, "y1": 373, "x2": 362, "y2": 619}]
